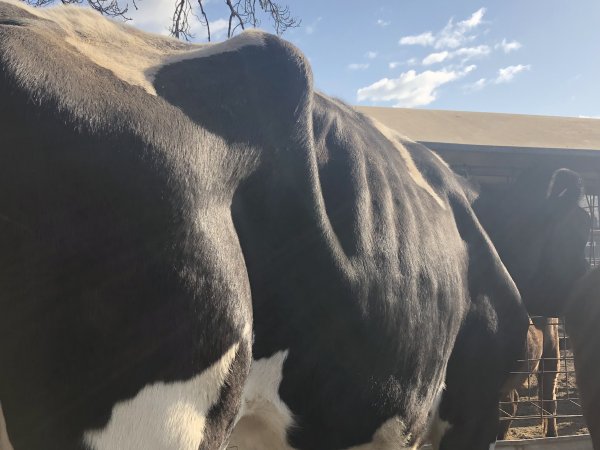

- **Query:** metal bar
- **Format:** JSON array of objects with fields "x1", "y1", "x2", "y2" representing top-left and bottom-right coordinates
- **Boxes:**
[
  {"x1": 498, "y1": 316, "x2": 587, "y2": 437},
  {"x1": 499, "y1": 398, "x2": 583, "y2": 405},
  {"x1": 585, "y1": 194, "x2": 598, "y2": 266},
  {"x1": 499, "y1": 414, "x2": 588, "y2": 421}
]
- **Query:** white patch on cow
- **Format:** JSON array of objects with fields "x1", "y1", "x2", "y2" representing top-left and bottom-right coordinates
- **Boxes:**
[
  {"x1": 426, "y1": 383, "x2": 451, "y2": 450},
  {"x1": 83, "y1": 343, "x2": 239, "y2": 450},
  {"x1": 6, "y1": 1, "x2": 267, "y2": 95},
  {"x1": 0, "y1": 403, "x2": 14, "y2": 450},
  {"x1": 241, "y1": 321, "x2": 253, "y2": 346},
  {"x1": 227, "y1": 350, "x2": 295, "y2": 450},
  {"x1": 344, "y1": 417, "x2": 416, "y2": 450},
  {"x1": 370, "y1": 120, "x2": 446, "y2": 209},
  {"x1": 489, "y1": 443, "x2": 496, "y2": 450}
]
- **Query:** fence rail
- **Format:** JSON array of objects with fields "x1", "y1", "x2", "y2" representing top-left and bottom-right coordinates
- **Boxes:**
[
  {"x1": 498, "y1": 317, "x2": 588, "y2": 438},
  {"x1": 420, "y1": 435, "x2": 593, "y2": 450}
]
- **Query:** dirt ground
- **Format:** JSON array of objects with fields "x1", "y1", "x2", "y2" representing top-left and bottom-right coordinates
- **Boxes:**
[{"x1": 500, "y1": 329, "x2": 590, "y2": 440}]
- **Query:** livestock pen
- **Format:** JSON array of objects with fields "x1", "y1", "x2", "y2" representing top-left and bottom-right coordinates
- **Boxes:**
[
  {"x1": 498, "y1": 317, "x2": 586, "y2": 439},
  {"x1": 356, "y1": 107, "x2": 599, "y2": 448}
]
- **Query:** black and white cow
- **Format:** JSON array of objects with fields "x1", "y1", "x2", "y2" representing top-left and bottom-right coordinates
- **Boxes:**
[{"x1": 0, "y1": 2, "x2": 527, "y2": 449}]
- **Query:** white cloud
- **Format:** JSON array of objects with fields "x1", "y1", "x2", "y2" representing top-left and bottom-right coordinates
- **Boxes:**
[
  {"x1": 305, "y1": 17, "x2": 323, "y2": 35},
  {"x1": 494, "y1": 39, "x2": 523, "y2": 53},
  {"x1": 129, "y1": 0, "x2": 230, "y2": 40},
  {"x1": 578, "y1": 115, "x2": 600, "y2": 119},
  {"x1": 129, "y1": 0, "x2": 230, "y2": 41},
  {"x1": 129, "y1": 0, "x2": 174, "y2": 35},
  {"x1": 495, "y1": 64, "x2": 531, "y2": 83},
  {"x1": 465, "y1": 78, "x2": 488, "y2": 91},
  {"x1": 496, "y1": 38, "x2": 522, "y2": 53},
  {"x1": 464, "y1": 64, "x2": 530, "y2": 91},
  {"x1": 462, "y1": 8, "x2": 486, "y2": 28},
  {"x1": 389, "y1": 59, "x2": 417, "y2": 69},
  {"x1": 348, "y1": 63, "x2": 370, "y2": 70},
  {"x1": 435, "y1": 8, "x2": 486, "y2": 49},
  {"x1": 366, "y1": 51, "x2": 378, "y2": 59},
  {"x1": 377, "y1": 19, "x2": 391, "y2": 27},
  {"x1": 399, "y1": 8, "x2": 486, "y2": 50},
  {"x1": 454, "y1": 45, "x2": 491, "y2": 59},
  {"x1": 208, "y1": 19, "x2": 229, "y2": 39},
  {"x1": 357, "y1": 65, "x2": 476, "y2": 107},
  {"x1": 399, "y1": 32, "x2": 436, "y2": 46},
  {"x1": 422, "y1": 45, "x2": 490, "y2": 66},
  {"x1": 422, "y1": 51, "x2": 450, "y2": 65}
]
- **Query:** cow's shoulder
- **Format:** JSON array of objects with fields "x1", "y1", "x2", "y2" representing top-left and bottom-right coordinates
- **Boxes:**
[
  {"x1": 0, "y1": 0, "x2": 314, "y2": 150},
  {"x1": 153, "y1": 30, "x2": 313, "y2": 146}
]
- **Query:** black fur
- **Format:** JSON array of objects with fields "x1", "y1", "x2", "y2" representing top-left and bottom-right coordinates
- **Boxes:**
[
  {"x1": 0, "y1": 3, "x2": 528, "y2": 449},
  {"x1": 565, "y1": 267, "x2": 600, "y2": 449},
  {"x1": 474, "y1": 167, "x2": 590, "y2": 317}
]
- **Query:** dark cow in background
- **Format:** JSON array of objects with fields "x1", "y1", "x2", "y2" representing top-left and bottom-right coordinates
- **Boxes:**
[
  {"x1": 428, "y1": 167, "x2": 588, "y2": 449},
  {"x1": 472, "y1": 167, "x2": 590, "y2": 439},
  {"x1": 0, "y1": 2, "x2": 528, "y2": 449},
  {"x1": 474, "y1": 167, "x2": 590, "y2": 317},
  {"x1": 565, "y1": 267, "x2": 600, "y2": 449}
]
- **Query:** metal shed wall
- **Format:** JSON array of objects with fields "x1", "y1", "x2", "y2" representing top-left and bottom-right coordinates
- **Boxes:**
[{"x1": 354, "y1": 107, "x2": 600, "y2": 193}]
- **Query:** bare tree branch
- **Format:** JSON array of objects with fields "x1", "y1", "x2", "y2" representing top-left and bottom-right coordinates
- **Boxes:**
[
  {"x1": 197, "y1": 0, "x2": 210, "y2": 41},
  {"x1": 225, "y1": 0, "x2": 245, "y2": 38},
  {"x1": 170, "y1": 0, "x2": 188, "y2": 40},
  {"x1": 248, "y1": 0, "x2": 258, "y2": 27},
  {"x1": 22, "y1": 0, "x2": 300, "y2": 41},
  {"x1": 27, "y1": 0, "x2": 131, "y2": 18},
  {"x1": 90, "y1": 0, "x2": 129, "y2": 18},
  {"x1": 26, "y1": 0, "x2": 55, "y2": 7},
  {"x1": 258, "y1": 0, "x2": 299, "y2": 35}
]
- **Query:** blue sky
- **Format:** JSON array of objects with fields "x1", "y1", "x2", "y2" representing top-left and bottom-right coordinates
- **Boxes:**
[{"x1": 128, "y1": 1, "x2": 600, "y2": 118}]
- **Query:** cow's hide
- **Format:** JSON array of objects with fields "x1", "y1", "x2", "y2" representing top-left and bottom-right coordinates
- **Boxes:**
[
  {"x1": 565, "y1": 267, "x2": 600, "y2": 450},
  {"x1": 0, "y1": 2, "x2": 527, "y2": 449}
]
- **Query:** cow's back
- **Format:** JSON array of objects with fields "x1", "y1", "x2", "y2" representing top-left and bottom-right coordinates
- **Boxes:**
[{"x1": 0, "y1": 2, "x2": 525, "y2": 448}]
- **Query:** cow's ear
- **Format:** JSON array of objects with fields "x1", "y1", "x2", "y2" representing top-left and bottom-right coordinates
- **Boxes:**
[{"x1": 546, "y1": 168, "x2": 584, "y2": 212}]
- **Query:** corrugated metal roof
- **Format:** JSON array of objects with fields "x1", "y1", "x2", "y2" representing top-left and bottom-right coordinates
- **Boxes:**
[{"x1": 354, "y1": 107, "x2": 600, "y2": 152}]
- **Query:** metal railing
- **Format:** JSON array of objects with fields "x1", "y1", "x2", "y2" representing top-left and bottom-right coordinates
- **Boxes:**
[
  {"x1": 499, "y1": 318, "x2": 588, "y2": 438},
  {"x1": 584, "y1": 194, "x2": 599, "y2": 267}
]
